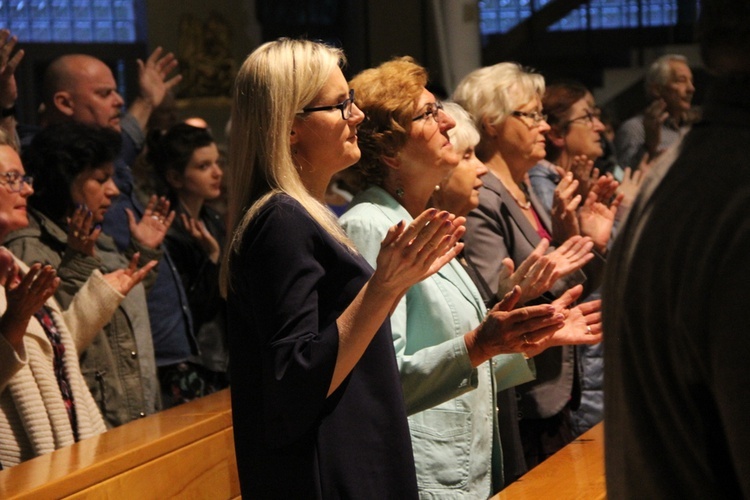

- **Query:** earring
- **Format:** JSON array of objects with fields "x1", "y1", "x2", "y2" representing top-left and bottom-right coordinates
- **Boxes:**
[{"x1": 395, "y1": 186, "x2": 405, "y2": 198}]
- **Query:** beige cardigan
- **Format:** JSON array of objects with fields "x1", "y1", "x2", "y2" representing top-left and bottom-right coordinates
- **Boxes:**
[{"x1": 0, "y1": 251, "x2": 123, "y2": 467}]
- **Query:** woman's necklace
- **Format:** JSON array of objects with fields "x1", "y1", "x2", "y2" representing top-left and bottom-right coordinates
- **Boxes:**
[{"x1": 507, "y1": 182, "x2": 531, "y2": 210}]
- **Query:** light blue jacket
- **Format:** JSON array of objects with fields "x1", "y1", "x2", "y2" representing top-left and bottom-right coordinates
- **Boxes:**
[{"x1": 340, "y1": 186, "x2": 534, "y2": 498}]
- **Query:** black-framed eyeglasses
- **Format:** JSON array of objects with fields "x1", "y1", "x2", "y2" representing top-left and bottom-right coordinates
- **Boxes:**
[
  {"x1": 0, "y1": 171, "x2": 33, "y2": 193},
  {"x1": 562, "y1": 109, "x2": 602, "y2": 128},
  {"x1": 301, "y1": 89, "x2": 355, "y2": 120},
  {"x1": 412, "y1": 101, "x2": 444, "y2": 122},
  {"x1": 511, "y1": 110, "x2": 548, "y2": 127}
]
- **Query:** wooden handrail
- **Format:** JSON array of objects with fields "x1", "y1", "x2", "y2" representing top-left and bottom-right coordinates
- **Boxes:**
[
  {"x1": 0, "y1": 389, "x2": 240, "y2": 499},
  {"x1": 1, "y1": 389, "x2": 603, "y2": 499},
  {"x1": 493, "y1": 422, "x2": 606, "y2": 499}
]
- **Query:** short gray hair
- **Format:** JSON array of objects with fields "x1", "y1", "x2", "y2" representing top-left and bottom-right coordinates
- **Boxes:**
[
  {"x1": 453, "y1": 62, "x2": 545, "y2": 141},
  {"x1": 646, "y1": 54, "x2": 689, "y2": 92},
  {"x1": 443, "y1": 102, "x2": 479, "y2": 154}
]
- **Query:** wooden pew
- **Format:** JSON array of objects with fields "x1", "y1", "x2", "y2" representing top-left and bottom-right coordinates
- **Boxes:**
[
  {"x1": 493, "y1": 422, "x2": 606, "y2": 500},
  {"x1": 0, "y1": 389, "x2": 240, "y2": 499}
]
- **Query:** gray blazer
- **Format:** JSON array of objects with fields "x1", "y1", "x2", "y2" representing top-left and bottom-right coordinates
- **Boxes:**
[{"x1": 462, "y1": 172, "x2": 594, "y2": 419}]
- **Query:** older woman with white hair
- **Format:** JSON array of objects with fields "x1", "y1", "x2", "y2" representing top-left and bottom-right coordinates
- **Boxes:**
[
  {"x1": 454, "y1": 62, "x2": 613, "y2": 469},
  {"x1": 220, "y1": 39, "x2": 466, "y2": 498}
]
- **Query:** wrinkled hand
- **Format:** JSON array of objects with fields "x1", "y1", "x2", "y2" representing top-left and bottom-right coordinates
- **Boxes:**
[
  {"x1": 551, "y1": 170, "x2": 582, "y2": 241},
  {"x1": 126, "y1": 195, "x2": 175, "y2": 249},
  {"x1": 496, "y1": 240, "x2": 556, "y2": 304},
  {"x1": 136, "y1": 47, "x2": 182, "y2": 110},
  {"x1": 0, "y1": 259, "x2": 60, "y2": 348},
  {"x1": 67, "y1": 205, "x2": 102, "y2": 257},
  {"x1": 0, "y1": 29, "x2": 24, "y2": 109},
  {"x1": 371, "y1": 208, "x2": 465, "y2": 297},
  {"x1": 102, "y1": 252, "x2": 158, "y2": 296},
  {"x1": 643, "y1": 99, "x2": 668, "y2": 159},
  {"x1": 523, "y1": 285, "x2": 602, "y2": 357},
  {"x1": 465, "y1": 286, "x2": 565, "y2": 366},
  {"x1": 180, "y1": 213, "x2": 220, "y2": 263}
]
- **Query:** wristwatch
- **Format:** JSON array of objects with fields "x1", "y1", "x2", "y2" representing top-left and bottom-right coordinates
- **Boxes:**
[{"x1": 1, "y1": 105, "x2": 16, "y2": 118}]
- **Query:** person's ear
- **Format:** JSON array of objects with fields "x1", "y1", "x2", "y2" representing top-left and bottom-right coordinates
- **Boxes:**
[
  {"x1": 481, "y1": 116, "x2": 497, "y2": 139},
  {"x1": 53, "y1": 91, "x2": 75, "y2": 117},
  {"x1": 165, "y1": 169, "x2": 183, "y2": 190},
  {"x1": 381, "y1": 154, "x2": 400, "y2": 170}
]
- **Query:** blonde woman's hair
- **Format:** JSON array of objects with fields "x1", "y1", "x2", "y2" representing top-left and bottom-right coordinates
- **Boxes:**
[
  {"x1": 220, "y1": 38, "x2": 353, "y2": 295},
  {"x1": 453, "y1": 62, "x2": 545, "y2": 161},
  {"x1": 442, "y1": 101, "x2": 479, "y2": 154}
]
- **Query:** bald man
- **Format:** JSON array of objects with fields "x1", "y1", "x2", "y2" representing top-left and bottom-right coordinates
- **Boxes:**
[{"x1": 33, "y1": 49, "x2": 204, "y2": 409}]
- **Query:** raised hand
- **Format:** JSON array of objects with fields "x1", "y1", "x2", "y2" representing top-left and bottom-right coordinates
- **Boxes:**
[
  {"x1": 0, "y1": 28, "x2": 24, "y2": 110},
  {"x1": 136, "y1": 47, "x2": 182, "y2": 110},
  {"x1": 126, "y1": 195, "x2": 175, "y2": 249},
  {"x1": 101, "y1": 252, "x2": 158, "y2": 296},
  {"x1": 372, "y1": 208, "x2": 464, "y2": 297},
  {"x1": 67, "y1": 205, "x2": 102, "y2": 257},
  {"x1": 180, "y1": 213, "x2": 220, "y2": 263}
]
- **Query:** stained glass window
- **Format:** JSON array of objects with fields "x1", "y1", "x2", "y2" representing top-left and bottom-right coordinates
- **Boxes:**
[
  {"x1": 479, "y1": 0, "x2": 683, "y2": 35},
  {"x1": 0, "y1": 0, "x2": 139, "y2": 42}
]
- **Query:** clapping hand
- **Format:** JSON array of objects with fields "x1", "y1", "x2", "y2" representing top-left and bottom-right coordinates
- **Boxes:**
[
  {"x1": 522, "y1": 284, "x2": 602, "y2": 357},
  {"x1": 372, "y1": 208, "x2": 465, "y2": 297},
  {"x1": 126, "y1": 195, "x2": 175, "y2": 249},
  {"x1": 0, "y1": 254, "x2": 60, "y2": 349},
  {"x1": 465, "y1": 286, "x2": 565, "y2": 366},
  {"x1": 551, "y1": 171, "x2": 582, "y2": 241}
]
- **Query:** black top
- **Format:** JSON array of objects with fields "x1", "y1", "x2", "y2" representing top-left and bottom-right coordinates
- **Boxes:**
[
  {"x1": 227, "y1": 194, "x2": 418, "y2": 499},
  {"x1": 603, "y1": 75, "x2": 750, "y2": 499}
]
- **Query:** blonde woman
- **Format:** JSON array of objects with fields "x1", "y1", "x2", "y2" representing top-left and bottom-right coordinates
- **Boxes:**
[{"x1": 221, "y1": 39, "x2": 463, "y2": 498}]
